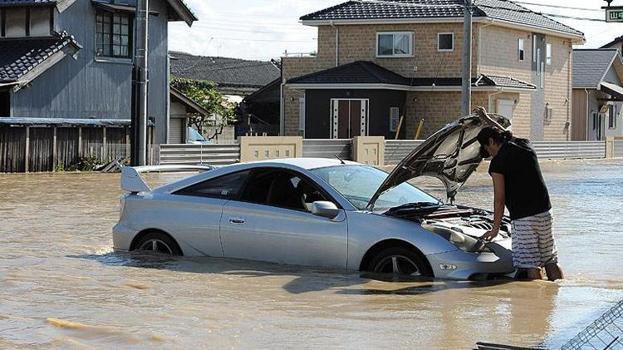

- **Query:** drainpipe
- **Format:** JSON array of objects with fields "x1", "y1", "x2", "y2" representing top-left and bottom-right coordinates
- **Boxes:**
[
  {"x1": 280, "y1": 78, "x2": 285, "y2": 136},
  {"x1": 331, "y1": 21, "x2": 339, "y2": 67},
  {"x1": 585, "y1": 88, "x2": 589, "y2": 140}
]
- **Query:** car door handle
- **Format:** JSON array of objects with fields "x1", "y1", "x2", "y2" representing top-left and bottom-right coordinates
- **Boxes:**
[{"x1": 229, "y1": 218, "x2": 245, "y2": 224}]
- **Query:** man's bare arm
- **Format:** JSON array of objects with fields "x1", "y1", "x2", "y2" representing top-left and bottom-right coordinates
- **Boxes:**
[
  {"x1": 483, "y1": 172, "x2": 505, "y2": 241},
  {"x1": 472, "y1": 106, "x2": 508, "y2": 131}
]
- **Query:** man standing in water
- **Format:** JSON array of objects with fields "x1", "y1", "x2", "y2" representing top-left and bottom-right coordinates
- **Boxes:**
[{"x1": 473, "y1": 106, "x2": 563, "y2": 281}]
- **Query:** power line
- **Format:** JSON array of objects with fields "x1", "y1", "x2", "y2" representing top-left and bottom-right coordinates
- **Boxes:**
[
  {"x1": 208, "y1": 36, "x2": 315, "y2": 43},
  {"x1": 514, "y1": 1, "x2": 604, "y2": 12}
]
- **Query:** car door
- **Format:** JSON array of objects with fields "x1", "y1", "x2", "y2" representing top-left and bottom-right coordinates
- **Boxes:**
[
  {"x1": 168, "y1": 170, "x2": 250, "y2": 257},
  {"x1": 219, "y1": 168, "x2": 348, "y2": 269}
]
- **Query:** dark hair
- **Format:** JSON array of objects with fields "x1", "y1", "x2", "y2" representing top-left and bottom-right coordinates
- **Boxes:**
[{"x1": 477, "y1": 127, "x2": 513, "y2": 158}]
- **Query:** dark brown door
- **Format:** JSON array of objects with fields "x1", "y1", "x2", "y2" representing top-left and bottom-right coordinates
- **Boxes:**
[
  {"x1": 337, "y1": 100, "x2": 350, "y2": 139},
  {"x1": 334, "y1": 99, "x2": 365, "y2": 139},
  {"x1": 349, "y1": 100, "x2": 362, "y2": 138}
]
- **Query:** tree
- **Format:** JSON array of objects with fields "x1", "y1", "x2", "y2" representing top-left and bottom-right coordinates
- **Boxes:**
[{"x1": 170, "y1": 77, "x2": 236, "y2": 138}]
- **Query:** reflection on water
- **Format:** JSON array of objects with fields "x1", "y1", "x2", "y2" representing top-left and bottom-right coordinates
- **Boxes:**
[{"x1": 0, "y1": 160, "x2": 622, "y2": 349}]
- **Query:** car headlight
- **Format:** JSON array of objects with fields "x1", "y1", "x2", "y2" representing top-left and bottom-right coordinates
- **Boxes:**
[{"x1": 423, "y1": 224, "x2": 491, "y2": 253}]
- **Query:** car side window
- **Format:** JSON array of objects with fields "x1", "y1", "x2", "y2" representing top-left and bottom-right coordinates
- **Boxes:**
[
  {"x1": 240, "y1": 169, "x2": 329, "y2": 212},
  {"x1": 174, "y1": 170, "x2": 250, "y2": 199}
]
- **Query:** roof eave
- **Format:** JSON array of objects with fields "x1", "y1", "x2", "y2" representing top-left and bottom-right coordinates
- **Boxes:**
[
  {"x1": 286, "y1": 83, "x2": 534, "y2": 92},
  {"x1": 300, "y1": 17, "x2": 482, "y2": 26},
  {"x1": 300, "y1": 16, "x2": 584, "y2": 42},
  {"x1": 170, "y1": 86, "x2": 210, "y2": 116},
  {"x1": 12, "y1": 41, "x2": 81, "y2": 91},
  {"x1": 165, "y1": 0, "x2": 197, "y2": 27}
]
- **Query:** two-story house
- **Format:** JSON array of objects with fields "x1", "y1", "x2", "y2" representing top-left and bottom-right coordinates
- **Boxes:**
[
  {"x1": 0, "y1": 0, "x2": 196, "y2": 147},
  {"x1": 281, "y1": 0, "x2": 584, "y2": 141}
]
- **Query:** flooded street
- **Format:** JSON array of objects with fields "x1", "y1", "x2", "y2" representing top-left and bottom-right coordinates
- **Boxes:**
[{"x1": 1, "y1": 159, "x2": 622, "y2": 349}]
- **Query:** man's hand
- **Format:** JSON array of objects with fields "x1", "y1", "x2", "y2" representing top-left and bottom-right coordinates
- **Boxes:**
[
  {"x1": 472, "y1": 105, "x2": 507, "y2": 131},
  {"x1": 482, "y1": 227, "x2": 500, "y2": 241}
]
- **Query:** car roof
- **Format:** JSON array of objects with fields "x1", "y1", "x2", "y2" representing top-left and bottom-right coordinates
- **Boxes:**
[{"x1": 243, "y1": 157, "x2": 359, "y2": 170}]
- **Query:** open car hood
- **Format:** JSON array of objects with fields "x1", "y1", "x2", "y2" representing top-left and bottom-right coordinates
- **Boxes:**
[{"x1": 367, "y1": 114, "x2": 510, "y2": 210}]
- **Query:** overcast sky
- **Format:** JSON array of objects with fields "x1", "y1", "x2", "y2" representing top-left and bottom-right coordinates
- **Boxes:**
[{"x1": 168, "y1": 0, "x2": 623, "y2": 61}]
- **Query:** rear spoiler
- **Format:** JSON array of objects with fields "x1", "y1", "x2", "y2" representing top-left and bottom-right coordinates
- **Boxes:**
[{"x1": 121, "y1": 165, "x2": 213, "y2": 193}]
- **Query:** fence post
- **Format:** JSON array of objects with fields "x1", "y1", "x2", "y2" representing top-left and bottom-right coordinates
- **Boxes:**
[
  {"x1": 102, "y1": 127, "x2": 107, "y2": 162},
  {"x1": 78, "y1": 127, "x2": 82, "y2": 158},
  {"x1": 24, "y1": 126, "x2": 30, "y2": 173},
  {"x1": 52, "y1": 127, "x2": 57, "y2": 171},
  {"x1": 125, "y1": 127, "x2": 130, "y2": 159},
  {"x1": 606, "y1": 137, "x2": 614, "y2": 159}
]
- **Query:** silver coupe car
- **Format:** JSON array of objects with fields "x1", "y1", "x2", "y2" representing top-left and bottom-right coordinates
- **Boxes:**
[{"x1": 113, "y1": 115, "x2": 514, "y2": 280}]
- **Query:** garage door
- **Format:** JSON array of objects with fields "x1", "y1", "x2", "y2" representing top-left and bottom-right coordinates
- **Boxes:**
[{"x1": 169, "y1": 118, "x2": 184, "y2": 144}]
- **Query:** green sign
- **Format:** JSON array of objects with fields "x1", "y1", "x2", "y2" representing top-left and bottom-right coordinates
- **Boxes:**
[{"x1": 606, "y1": 8, "x2": 623, "y2": 22}]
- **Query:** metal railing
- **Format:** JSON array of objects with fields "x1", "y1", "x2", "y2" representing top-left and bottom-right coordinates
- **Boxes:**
[
  {"x1": 385, "y1": 140, "x2": 425, "y2": 165},
  {"x1": 561, "y1": 300, "x2": 623, "y2": 350},
  {"x1": 158, "y1": 144, "x2": 241, "y2": 166},
  {"x1": 302, "y1": 139, "x2": 352, "y2": 160},
  {"x1": 531, "y1": 141, "x2": 605, "y2": 160},
  {"x1": 614, "y1": 140, "x2": 623, "y2": 159}
]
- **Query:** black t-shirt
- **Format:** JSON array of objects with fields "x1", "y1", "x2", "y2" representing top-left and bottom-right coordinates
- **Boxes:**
[{"x1": 488, "y1": 139, "x2": 551, "y2": 220}]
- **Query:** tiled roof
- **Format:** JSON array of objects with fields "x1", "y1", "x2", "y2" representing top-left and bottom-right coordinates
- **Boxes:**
[
  {"x1": 300, "y1": 0, "x2": 583, "y2": 37},
  {"x1": 0, "y1": 0, "x2": 55, "y2": 6},
  {"x1": 287, "y1": 61, "x2": 535, "y2": 90},
  {"x1": 288, "y1": 61, "x2": 410, "y2": 85},
  {"x1": 572, "y1": 49, "x2": 620, "y2": 88},
  {"x1": 169, "y1": 51, "x2": 281, "y2": 91},
  {"x1": 478, "y1": 74, "x2": 535, "y2": 89},
  {"x1": 0, "y1": 33, "x2": 81, "y2": 83}
]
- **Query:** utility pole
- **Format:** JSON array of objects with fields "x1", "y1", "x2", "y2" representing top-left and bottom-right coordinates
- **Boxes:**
[
  {"x1": 461, "y1": 0, "x2": 472, "y2": 116},
  {"x1": 131, "y1": 0, "x2": 149, "y2": 165}
]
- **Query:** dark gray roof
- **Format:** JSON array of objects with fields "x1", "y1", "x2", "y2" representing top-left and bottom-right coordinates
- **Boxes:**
[
  {"x1": 169, "y1": 51, "x2": 281, "y2": 93},
  {"x1": 300, "y1": 0, "x2": 583, "y2": 37},
  {"x1": 0, "y1": 0, "x2": 55, "y2": 6},
  {"x1": 288, "y1": 61, "x2": 410, "y2": 85},
  {"x1": 479, "y1": 74, "x2": 535, "y2": 89},
  {"x1": 287, "y1": 60, "x2": 535, "y2": 89},
  {"x1": 0, "y1": 118, "x2": 137, "y2": 127},
  {"x1": 572, "y1": 49, "x2": 619, "y2": 88},
  {"x1": 0, "y1": 33, "x2": 81, "y2": 83}
]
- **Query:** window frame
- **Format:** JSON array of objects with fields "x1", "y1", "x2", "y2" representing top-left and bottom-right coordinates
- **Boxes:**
[
  {"x1": 609, "y1": 105, "x2": 617, "y2": 129},
  {"x1": 518, "y1": 38, "x2": 525, "y2": 61},
  {"x1": 95, "y1": 10, "x2": 133, "y2": 59},
  {"x1": 238, "y1": 167, "x2": 340, "y2": 212},
  {"x1": 546, "y1": 43, "x2": 552, "y2": 65},
  {"x1": 172, "y1": 170, "x2": 252, "y2": 200},
  {"x1": 376, "y1": 32, "x2": 414, "y2": 58},
  {"x1": 437, "y1": 32, "x2": 454, "y2": 52}
]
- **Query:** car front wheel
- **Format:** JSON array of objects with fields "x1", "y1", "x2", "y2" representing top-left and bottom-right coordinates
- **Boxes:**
[{"x1": 368, "y1": 246, "x2": 432, "y2": 277}]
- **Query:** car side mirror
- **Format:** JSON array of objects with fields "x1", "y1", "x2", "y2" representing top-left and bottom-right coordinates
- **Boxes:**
[{"x1": 310, "y1": 201, "x2": 340, "y2": 219}]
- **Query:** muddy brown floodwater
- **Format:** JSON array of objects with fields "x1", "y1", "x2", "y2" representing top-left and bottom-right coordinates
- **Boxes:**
[{"x1": 1, "y1": 159, "x2": 622, "y2": 349}]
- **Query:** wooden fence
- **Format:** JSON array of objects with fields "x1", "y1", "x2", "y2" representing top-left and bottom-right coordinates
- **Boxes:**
[{"x1": 0, "y1": 126, "x2": 132, "y2": 172}]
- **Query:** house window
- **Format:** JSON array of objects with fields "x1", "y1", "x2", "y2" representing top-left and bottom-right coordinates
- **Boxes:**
[
  {"x1": 438, "y1": 33, "x2": 454, "y2": 52},
  {"x1": 592, "y1": 112, "x2": 598, "y2": 130},
  {"x1": 96, "y1": 11, "x2": 132, "y2": 58},
  {"x1": 389, "y1": 107, "x2": 400, "y2": 132},
  {"x1": 518, "y1": 38, "x2": 525, "y2": 61},
  {"x1": 609, "y1": 105, "x2": 617, "y2": 129},
  {"x1": 377, "y1": 32, "x2": 413, "y2": 57},
  {"x1": 0, "y1": 91, "x2": 9, "y2": 117},
  {"x1": 546, "y1": 43, "x2": 552, "y2": 65}
]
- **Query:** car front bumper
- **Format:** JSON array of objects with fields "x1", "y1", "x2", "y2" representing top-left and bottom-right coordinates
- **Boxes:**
[{"x1": 426, "y1": 239, "x2": 514, "y2": 280}]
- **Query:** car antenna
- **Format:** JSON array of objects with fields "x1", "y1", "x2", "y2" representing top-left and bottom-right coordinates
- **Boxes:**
[{"x1": 335, "y1": 154, "x2": 346, "y2": 165}]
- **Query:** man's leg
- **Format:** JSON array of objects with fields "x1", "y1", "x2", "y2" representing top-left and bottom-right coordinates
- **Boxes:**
[
  {"x1": 536, "y1": 211, "x2": 562, "y2": 282},
  {"x1": 512, "y1": 218, "x2": 542, "y2": 281}
]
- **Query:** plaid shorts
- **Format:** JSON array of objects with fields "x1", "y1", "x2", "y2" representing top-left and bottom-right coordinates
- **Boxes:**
[{"x1": 511, "y1": 210, "x2": 558, "y2": 269}]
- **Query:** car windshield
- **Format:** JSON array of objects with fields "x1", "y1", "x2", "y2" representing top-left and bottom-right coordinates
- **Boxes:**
[{"x1": 311, "y1": 165, "x2": 441, "y2": 211}]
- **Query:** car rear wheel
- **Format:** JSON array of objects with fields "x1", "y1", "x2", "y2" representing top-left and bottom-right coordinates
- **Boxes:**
[
  {"x1": 368, "y1": 247, "x2": 432, "y2": 277},
  {"x1": 132, "y1": 231, "x2": 182, "y2": 256}
]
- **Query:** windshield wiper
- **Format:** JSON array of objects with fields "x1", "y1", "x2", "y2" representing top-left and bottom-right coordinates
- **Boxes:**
[{"x1": 386, "y1": 202, "x2": 442, "y2": 214}]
